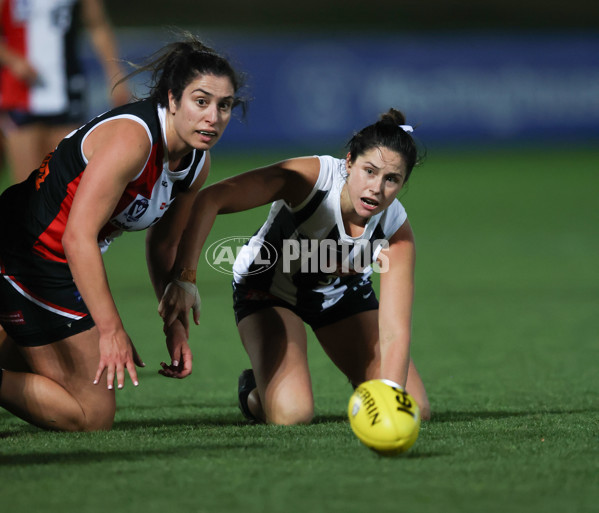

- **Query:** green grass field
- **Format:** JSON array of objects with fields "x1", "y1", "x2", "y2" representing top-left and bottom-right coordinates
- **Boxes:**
[{"x1": 0, "y1": 144, "x2": 597, "y2": 513}]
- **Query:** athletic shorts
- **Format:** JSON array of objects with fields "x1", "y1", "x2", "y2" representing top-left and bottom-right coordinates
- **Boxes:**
[
  {"x1": 1, "y1": 108, "x2": 84, "y2": 129},
  {"x1": 0, "y1": 258, "x2": 95, "y2": 346},
  {"x1": 232, "y1": 279, "x2": 379, "y2": 331}
]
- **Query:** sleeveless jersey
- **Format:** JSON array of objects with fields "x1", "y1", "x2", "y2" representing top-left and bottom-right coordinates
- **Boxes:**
[
  {"x1": 0, "y1": 0, "x2": 84, "y2": 115},
  {"x1": 232, "y1": 155, "x2": 407, "y2": 311},
  {"x1": 0, "y1": 99, "x2": 206, "y2": 272}
]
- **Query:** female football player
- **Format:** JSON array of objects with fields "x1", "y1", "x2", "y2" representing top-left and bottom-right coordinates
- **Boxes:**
[
  {"x1": 0, "y1": 34, "x2": 247, "y2": 431},
  {"x1": 159, "y1": 108, "x2": 431, "y2": 425}
]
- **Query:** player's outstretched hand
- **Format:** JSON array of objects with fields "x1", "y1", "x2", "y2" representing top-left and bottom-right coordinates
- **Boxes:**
[
  {"x1": 159, "y1": 320, "x2": 193, "y2": 379},
  {"x1": 93, "y1": 328, "x2": 145, "y2": 389}
]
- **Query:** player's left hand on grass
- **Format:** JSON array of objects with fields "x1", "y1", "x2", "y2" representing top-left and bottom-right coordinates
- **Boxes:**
[{"x1": 159, "y1": 320, "x2": 193, "y2": 379}]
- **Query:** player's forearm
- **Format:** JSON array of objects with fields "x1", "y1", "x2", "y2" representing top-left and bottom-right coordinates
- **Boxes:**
[
  {"x1": 83, "y1": 0, "x2": 123, "y2": 81},
  {"x1": 379, "y1": 332, "x2": 411, "y2": 388},
  {"x1": 145, "y1": 231, "x2": 179, "y2": 301},
  {"x1": 174, "y1": 194, "x2": 221, "y2": 272},
  {"x1": 63, "y1": 236, "x2": 123, "y2": 334}
]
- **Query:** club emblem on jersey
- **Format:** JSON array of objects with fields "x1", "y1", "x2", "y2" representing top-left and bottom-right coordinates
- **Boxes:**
[{"x1": 125, "y1": 198, "x2": 149, "y2": 222}]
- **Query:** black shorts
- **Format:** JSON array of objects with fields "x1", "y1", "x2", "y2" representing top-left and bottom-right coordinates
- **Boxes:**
[
  {"x1": 0, "y1": 258, "x2": 95, "y2": 346},
  {"x1": 232, "y1": 280, "x2": 379, "y2": 331},
  {"x1": 1, "y1": 108, "x2": 84, "y2": 129}
]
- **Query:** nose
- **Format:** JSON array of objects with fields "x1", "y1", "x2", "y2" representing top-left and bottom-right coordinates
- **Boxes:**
[
  {"x1": 206, "y1": 104, "x2": 219, "y2": 124},
  {"x1": 369, "y1": 176, "x2": 384, "y2": 195}
]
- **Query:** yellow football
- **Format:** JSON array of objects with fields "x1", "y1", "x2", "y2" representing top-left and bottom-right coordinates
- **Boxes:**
[{"x1": 348, "y1": 379, "x2": 421, "y2": 455}]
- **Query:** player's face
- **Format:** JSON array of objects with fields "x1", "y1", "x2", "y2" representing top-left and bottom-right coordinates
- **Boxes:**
[
  {"x1": 342, "y1": 146, "x2": 406, "y2": 222},
  {"x1": 168, "y1": 73, "x2": 236, "y2": 153}
]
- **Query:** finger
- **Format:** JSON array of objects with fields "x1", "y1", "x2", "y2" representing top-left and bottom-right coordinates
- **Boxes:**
[
  {"x1": 126, "y1": 360, "x2": 140, "y2": 387},
  {"x1": 130, "y1": 342, "x2": 145, "y2": 367},
  {"x1": 116, "y1": 364, "x2": 125, "y2": 390},
  {"x1": 158, "y1": 362, "x2": 177, "y2": 378},
  {"x1": 93, "y1": 362, "x2": 105, "y2": 385},
  {"x1": 179, "y1": 357, "x2": 193, "y2": 379},
  {"x1": 171, "y1": 348, "x2": 181, "y2": 369},
  {"x1": 193, "y1": 304, "x2": 201, "y2": 326},
  {"x1": 160, "y1": 361, "x2": 176, "y2": 372},
  {"x1": 106, "y1": 366, "x2": 115, "y2": 390}
]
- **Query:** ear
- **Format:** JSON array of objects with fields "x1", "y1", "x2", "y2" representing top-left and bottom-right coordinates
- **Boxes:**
[
  {"x1": 167, "y1": 90, "x2": 178, "y2": 115},
  {"x1": 345, "y1": 152, "x2": 352, "y2": 172}
]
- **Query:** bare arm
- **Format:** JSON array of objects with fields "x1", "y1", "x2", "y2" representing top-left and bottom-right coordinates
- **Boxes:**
[
  {"x1": 145, "y1": 154, "x2": 211, "y2": 378},
  {"x1": 178, "y1": 156, "x2": 318, "y2": 268},
  {"x1": 146, "y1": 153, "x2": 211, "y2": 301},
  {"x1": 80, "y1": 0, "x2": 130, "y2": 105},
  {"x1": 377, "y1": 220, "x2": 416, "y2": 388},
  {"x1": 62, "y1": 118, "x2": 150, "y2": 389},
  {"x1": 158, "y1": 156, "x2": 320, "y2": 328}
]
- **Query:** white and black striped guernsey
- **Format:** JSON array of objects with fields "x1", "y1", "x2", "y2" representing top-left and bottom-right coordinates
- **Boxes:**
[{"x1": 233, "y1": 155, "x2": 408, "y2": 312}]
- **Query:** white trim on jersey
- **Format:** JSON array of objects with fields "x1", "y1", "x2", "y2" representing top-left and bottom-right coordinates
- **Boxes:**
[
  {"x1": 79, "y1": 114, "x2": 154, "y2": 177},
  {"x1": 2, "y1": 274, "x2": 85, "y2": 320}
]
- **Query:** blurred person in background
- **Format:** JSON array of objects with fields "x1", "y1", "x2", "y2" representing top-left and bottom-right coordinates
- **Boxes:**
[
  {"x1": 0, "y1": 0, "x2": 131, "y2": 185},
  {"x1": 159, "y1": 108, "x2": 431, "y2": 425},
  {"x1": 0, "y1": 35, "x2": 247, "y2": 431}
]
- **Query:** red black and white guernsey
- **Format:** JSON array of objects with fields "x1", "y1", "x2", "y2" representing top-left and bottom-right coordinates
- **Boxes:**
[
  {"x1": 0, "y1": 0, "x2": 85, "y2": 118},
  {"x1": 0, "y1": 99, "x2": 206, "y2": 344}
]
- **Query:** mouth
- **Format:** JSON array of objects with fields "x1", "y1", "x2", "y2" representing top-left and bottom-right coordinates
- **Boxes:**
[
  {"x1": 360, "y1": 197, "x2": 379, "y2": 210},
  {"x1": 197, "y1": 130, "x2": 218, "y2": 141}
]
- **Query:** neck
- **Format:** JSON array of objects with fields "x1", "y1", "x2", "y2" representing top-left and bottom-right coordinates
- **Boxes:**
[{"x1": 164, "y1": 111, "x2": 192, "y2": 170}]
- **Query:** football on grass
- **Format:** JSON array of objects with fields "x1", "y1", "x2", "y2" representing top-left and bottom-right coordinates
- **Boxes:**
[{"x1": 348, "y1": 379, "x2": 421, "y2": 455}]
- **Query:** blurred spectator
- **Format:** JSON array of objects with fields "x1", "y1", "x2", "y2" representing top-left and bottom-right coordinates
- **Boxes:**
[{"x1": 0, "y1": 0, "x2": 130, "y2": 184}]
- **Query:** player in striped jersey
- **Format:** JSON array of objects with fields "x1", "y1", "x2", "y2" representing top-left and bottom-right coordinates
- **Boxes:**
[
  {"x1": 0, "y1": 36, "x2": 247, "y2": 431},
  {"x1": 160, "y1": 109, "x2": 431, "y2": 424},
  {"x1": 0, "y1": 0, "x2": 130, "y2": 183}
]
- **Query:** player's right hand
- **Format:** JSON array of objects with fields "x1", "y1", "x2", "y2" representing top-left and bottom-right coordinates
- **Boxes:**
[{"x1": 93, "y1": 328, "x2": 145, "y2": 390}]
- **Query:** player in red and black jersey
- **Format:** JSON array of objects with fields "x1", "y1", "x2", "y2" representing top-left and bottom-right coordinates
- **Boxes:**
[{"x1": 0, "y1": 35, "x2": 248, "y2": 431}]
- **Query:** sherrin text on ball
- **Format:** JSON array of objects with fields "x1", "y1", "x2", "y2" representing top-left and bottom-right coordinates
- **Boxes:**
[{"x1": 348, "y1": 379, "x2": 420, "y2": 455}]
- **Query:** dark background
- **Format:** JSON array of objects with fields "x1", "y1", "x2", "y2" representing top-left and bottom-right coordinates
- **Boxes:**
[{"x1": 104, "y1": 0, "x2": 599, "y2": 31}]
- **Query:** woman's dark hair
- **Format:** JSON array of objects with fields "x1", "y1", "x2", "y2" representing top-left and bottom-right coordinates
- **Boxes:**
[
  {"x1": 117, "y1": 32, "x2": 248, "y2": 117},
  {"x1": 346, "y1": 108, "x2": 424, "y2": 183}
]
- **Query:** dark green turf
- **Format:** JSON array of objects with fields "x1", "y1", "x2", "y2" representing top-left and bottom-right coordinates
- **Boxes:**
[{"x1": 1, "y1": 145, "x2": 597, "y2": 513}]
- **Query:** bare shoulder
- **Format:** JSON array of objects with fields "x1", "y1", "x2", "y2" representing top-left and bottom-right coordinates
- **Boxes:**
[
  {"x1": 389, "y1": 219, "x2": 415, "y2": 244},
  {"x1": 82, "y1": 117, "x2": 151, "y2": 165},
  {"x1": 277, "y1": 156, "x2": 321, "y2": 207}
]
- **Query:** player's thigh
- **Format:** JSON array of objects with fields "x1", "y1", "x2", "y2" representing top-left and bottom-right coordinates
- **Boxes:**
[
  {"x1": 238, "y1": 307, "x2": 313, "y2": 415},
  {"x1": 20, "y1": 326, "x2": 115, "y2": 415},
  {"x1": 314, "y1": 309, "x2": 381, "y2": 385},
  {"x1": 0, "y1": 328, "x2": 30, "y2": 371},
  {"x1": 4, "y1": 124, "x2": 44, "y2": 181}
]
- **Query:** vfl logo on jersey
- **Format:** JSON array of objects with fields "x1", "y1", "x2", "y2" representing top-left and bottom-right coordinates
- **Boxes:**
[{"x1": 125, "y1": 197, "x2": 149, "y2": 222}]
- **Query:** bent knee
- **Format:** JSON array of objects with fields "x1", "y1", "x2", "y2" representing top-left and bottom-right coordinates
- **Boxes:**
[
  {"x1": 265, "y1": 400, "x2": 314, "y2": 426},
  {"x1": 82, "y1": 408, "x2": 115, "y2": 432},
  {"x1": 69, "y1": 396, "x2": 116, "y2": 432}
]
